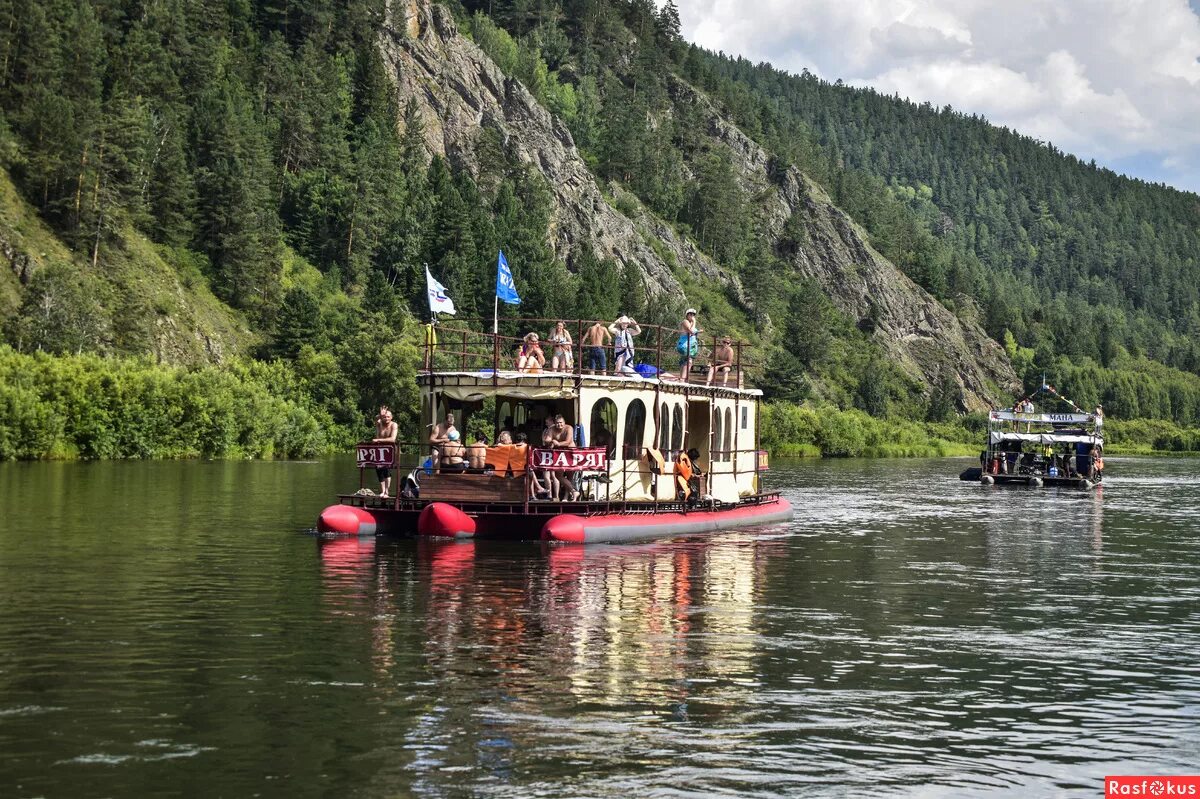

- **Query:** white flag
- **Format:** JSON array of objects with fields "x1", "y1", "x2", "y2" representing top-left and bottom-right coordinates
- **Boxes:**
[{"x1": 425, "y1": 265, "x2": 457, "y2": 316}]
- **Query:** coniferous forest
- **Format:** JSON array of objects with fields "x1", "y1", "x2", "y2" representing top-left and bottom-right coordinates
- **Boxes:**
[{"x1": 1, "y1": 0, "x2": 1199, "y2": 459}]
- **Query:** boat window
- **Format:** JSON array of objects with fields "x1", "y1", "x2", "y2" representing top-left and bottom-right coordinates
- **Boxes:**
[
  {"x1": 623, "y1": 399, "x2": 646, "y2": 460},
  {"x1": 591, "y1": 399, "x2": 618, "y2": 458},
  {"x1": 741, "y1": 405, "x2": 749, "y2": 430},
  {"x1": 713, "y1": 407, "x2": 724, "y2": 462},
  {"x1": 659, "y1": 402, "x2": 671, "y2": 453},
  {"x1": 723, "y1": 408, "x2": 733, "y2": 461},
  {"x1": 671, "y1": 405, "x2": 684, "y2": 454}
]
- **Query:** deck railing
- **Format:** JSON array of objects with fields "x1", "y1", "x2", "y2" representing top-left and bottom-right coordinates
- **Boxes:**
[
  {"x1": 423, "y1": 317, "x2": 759, "y2": 387},
  {"x1": 350, "y1": 441, "x2": 768, "y2": 515}
]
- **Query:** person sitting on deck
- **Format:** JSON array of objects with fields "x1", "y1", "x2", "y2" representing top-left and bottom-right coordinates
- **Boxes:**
[
  {"x1": 429, "y1": 412, "x2": 457, "y2": 470},
  {"x1": 686, "y1": 447, "x2": 704, "y2": 499},
  {"x1": 440, "y1": 430, "x2": 466, "y2": 472},
  {"x1": 548, "y1": 321, "x2": 574, "y2": 372},
  {"x1": 609, "y1": 315, "x2": 642, "y2": 375},
  {"x1": 516, "y1": 333, "x2": 545, "y2": 372},
  {"x1": 467, "y1": 433, "x2": 488, "y2": 470},
  {"x1": 484, "y1": 433, "x2": 510, "y2": 474},
  {"x1": 532, "y1": 428, "x2": 559, "y2": 500},
  {"x1": 706, "y1": 336, "x2": 734, "y2": 386},
  {"x1": 674, "y1": 448, "x2": 697, "y2": 504}
]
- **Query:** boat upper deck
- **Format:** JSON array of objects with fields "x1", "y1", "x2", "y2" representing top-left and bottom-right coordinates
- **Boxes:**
[{"x1": 422, "y1": 316, "x2": 759, "y2": 394}]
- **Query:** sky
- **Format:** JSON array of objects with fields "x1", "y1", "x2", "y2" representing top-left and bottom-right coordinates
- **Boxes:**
[{"x1": 673, "y1": 0, "x2": 1200, "y2": 194}]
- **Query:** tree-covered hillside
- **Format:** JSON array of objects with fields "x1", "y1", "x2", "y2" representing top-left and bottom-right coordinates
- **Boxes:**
[
  {"x1": 1, "y1": 0, "x2": 1200, "y2": 460},
  {"x1": 457, "y1": 0, "x2": 1200, "y2": 424}
]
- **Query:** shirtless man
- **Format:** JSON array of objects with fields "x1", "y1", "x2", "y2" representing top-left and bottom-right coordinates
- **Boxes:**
[
  {"x1": 373, "y1": 406, "x2": 398, "y2": 498},
  {"x1": 582, "y1": 320, "x2": 612, "y2": 375},
  {"x1": 706, "y1": 336, "x2": 735, "y2": 386},
  {"x1": 429, "y1": 412, "x2": 457, "y2": 469},
  {"x1": 550, "y1": 414, "x2": 578, "y2": 501}
]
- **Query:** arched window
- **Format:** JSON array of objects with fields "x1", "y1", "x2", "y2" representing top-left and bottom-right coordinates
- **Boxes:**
[
  {"x1": 713, "y1": 407, "x2": 724, "y2": 462},
  {"x1": 671, "y1": 405, "x2": 684, "y2": 454},
  {"x1": 623, "y1": 399, "x2": 646, "y2": 460},
  {"x1": 659, "y1": 402, "x2": 671, "y2": 453},
  {"x1": 723, "y1": 408, "x2": 733, "y2": 462},
  {"x1": 591, "y1": 398, "x2": 618, "y2": 458}
]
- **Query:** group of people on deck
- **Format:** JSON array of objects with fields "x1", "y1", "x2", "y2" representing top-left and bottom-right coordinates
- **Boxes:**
[
  {"x1": 370, "y1": 404, "x2": 709, "y2": 504},
  {"x1": 512, "y1": 310, "x2": 736, "y2": 385}
]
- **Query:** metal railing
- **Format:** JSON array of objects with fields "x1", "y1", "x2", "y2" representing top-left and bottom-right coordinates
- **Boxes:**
[{"x1": 422, "y1": 317, "x2": 759, "y2": 387}]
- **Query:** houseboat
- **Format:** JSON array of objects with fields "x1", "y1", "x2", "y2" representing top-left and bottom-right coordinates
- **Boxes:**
[
  {"x1": 316, "y1": 317, "x2": 793, "y2": 543},
  {"x1": 960, "y1": 392, "x2": 1105, "y2": 489}
]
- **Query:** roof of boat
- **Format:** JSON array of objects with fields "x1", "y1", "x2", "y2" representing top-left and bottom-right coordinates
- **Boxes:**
[
  {"x1": 419, "y1": 370, "x2": 763, "y2": 399},
  {"x1": 989, "y1": 431, "x2": 1103, "y2": 445}
]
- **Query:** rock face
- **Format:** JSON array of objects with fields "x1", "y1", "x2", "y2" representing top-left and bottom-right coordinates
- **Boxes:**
[
  {"x1": 379, "y1": 0, "x2": 1018, "y2": 410},
  {"x1": 665, "y1": 78, "x2": 1020, "y2": 409},
  {"x1": 379, "y1": 0, "x2": 723, "y2": 300}
]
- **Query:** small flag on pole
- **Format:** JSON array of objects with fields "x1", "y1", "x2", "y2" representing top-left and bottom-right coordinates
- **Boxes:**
[
  {"x1": 426, "y1": 265, "x2": 456, "y2": 316},
  {"x1": 496, "y1": 250, "x2": 521, "y2": 305}
]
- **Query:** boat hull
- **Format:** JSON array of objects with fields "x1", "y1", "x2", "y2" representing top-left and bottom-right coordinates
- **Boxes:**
[
  {"x1": 317, "y1": 497, "x2": 794, "y2": 543},
  {"x1": 541, "y1": 498, "x2": 794, "y2": 544},
  {"x1": 959, "y1": 468, "x2": 1099, "y2": 489}
]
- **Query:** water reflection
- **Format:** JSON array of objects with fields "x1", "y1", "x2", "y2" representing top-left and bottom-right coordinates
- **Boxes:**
[{"x1": 305, "y1": 460, "x2": 1200, "y2": 797}]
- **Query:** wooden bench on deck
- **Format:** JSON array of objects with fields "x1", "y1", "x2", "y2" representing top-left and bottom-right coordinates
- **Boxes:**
[{"x1": 421, "y1": 472, "x2": 526, "y2": 503}]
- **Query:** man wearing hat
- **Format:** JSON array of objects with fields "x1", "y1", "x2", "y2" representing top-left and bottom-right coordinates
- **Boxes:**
[{"x1": 608, "y1": 315, "x2": 642, "y2": 374}]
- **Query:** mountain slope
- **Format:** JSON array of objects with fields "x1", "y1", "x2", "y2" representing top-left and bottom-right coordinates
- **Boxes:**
[{"x1": 379, "y1": 0, "x2": 1016, "y2": 409}]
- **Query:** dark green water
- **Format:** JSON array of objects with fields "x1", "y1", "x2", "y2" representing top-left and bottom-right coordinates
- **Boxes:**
[{"x1": 1, "y1": 457, "x2": 1197, "y2": 797}]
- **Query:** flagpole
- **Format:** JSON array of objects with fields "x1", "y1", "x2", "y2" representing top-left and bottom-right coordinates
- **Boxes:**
[{"x1": 494, "y1": 293, "x2": 499, "y2": 337}]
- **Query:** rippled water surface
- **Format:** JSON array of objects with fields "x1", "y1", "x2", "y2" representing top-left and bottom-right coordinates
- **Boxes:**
[{"x1": 1, "y1": 457, "x2": 1198, "y2": 797}]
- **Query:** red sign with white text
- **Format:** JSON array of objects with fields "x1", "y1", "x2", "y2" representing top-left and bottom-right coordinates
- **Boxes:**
[
  {"x1": 356, "y1": 444, "x2": 396, "y2": 468},
  {"x1": 1106, "y1": 776, "x2": 1200, "y2": 797},
  {"x1": 530, "y1": 447, "x2": 608, "y2": 472}
]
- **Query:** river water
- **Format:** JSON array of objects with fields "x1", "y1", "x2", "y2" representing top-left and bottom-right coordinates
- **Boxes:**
[{"x1": 0, "y1": 457, "x2": 1197, "y2": 797}]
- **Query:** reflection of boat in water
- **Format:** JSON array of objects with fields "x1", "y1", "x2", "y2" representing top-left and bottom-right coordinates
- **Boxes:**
[
  {"x1": 960, "y1": 387, "x2": 1104, "y2": 490},
  {"x1": 317, "y1": 317, "x2": 792, "y2": 543}
]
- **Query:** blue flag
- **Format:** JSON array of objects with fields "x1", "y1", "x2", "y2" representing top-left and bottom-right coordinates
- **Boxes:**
[{"x1": 496, "y1": 250, "x2": 521, "y2": 305}]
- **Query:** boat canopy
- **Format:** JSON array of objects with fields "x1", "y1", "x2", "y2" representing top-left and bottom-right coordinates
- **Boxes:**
[
  {"x1": 988, "y1": 411, "x2": 1096, "y2": 424},
  {"x1": 989, "y1": 431, "x2": 1103, "y2": 446}
]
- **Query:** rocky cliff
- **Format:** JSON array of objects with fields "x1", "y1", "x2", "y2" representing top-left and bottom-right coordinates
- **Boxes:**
[{"x1": 379, "y1": 0, "x2": 1018, "y2": 410}]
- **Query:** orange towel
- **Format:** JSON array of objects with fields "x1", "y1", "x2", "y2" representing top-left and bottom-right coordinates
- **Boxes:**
[
  {"x1": 508, "y1": 444, "x2": 528, "y2": 475},
  {"x1": 485, "y1": 445, "x2": 511, "y2": 474}
]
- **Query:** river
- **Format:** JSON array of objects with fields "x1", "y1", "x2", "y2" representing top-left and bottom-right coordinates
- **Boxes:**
[{"x1": 0, "y1": 457, "x2": 1197, "y2": 797}]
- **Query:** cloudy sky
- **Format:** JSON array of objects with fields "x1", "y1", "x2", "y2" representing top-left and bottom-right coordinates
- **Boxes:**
[{"x1": 674, "y1": 0, "x2": 1200, "y2": 193}]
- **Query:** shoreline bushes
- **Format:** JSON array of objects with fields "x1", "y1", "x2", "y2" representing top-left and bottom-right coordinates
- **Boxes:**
[
  {"x1": 0, "y1": 347, "x2": 346, "y2": 460},
  {"x1": 762, "y1": 402, "x2": 1200, "y2": 459}
]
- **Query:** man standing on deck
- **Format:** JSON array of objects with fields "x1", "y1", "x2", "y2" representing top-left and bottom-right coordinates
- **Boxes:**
[
  {"x1": 373, "y1": 406, "x2": 398, "y2": 498},
  {"x1": 550, "y1": 414, "x2": 578, "y2": 501},
  {"x1": 582, "y1": 320, "x2": 612, "y2": 375}
]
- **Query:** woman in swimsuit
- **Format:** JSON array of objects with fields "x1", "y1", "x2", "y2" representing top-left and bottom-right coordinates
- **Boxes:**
[{"x1": 548, "y1": 321, "x2": 573, "y2": 371}]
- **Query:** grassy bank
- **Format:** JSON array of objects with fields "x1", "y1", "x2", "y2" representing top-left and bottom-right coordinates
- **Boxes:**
[
  {"x1": 0, "y1": 347, "x2": 349, "y2": 460},
  {"x1": 761, "y1": 403, "x2": 1200, "y2": 459}
]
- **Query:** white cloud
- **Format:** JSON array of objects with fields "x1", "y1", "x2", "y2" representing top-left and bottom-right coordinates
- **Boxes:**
[{"x1": 673, "y1": 0, "x2": 1200, "y2": 191}]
